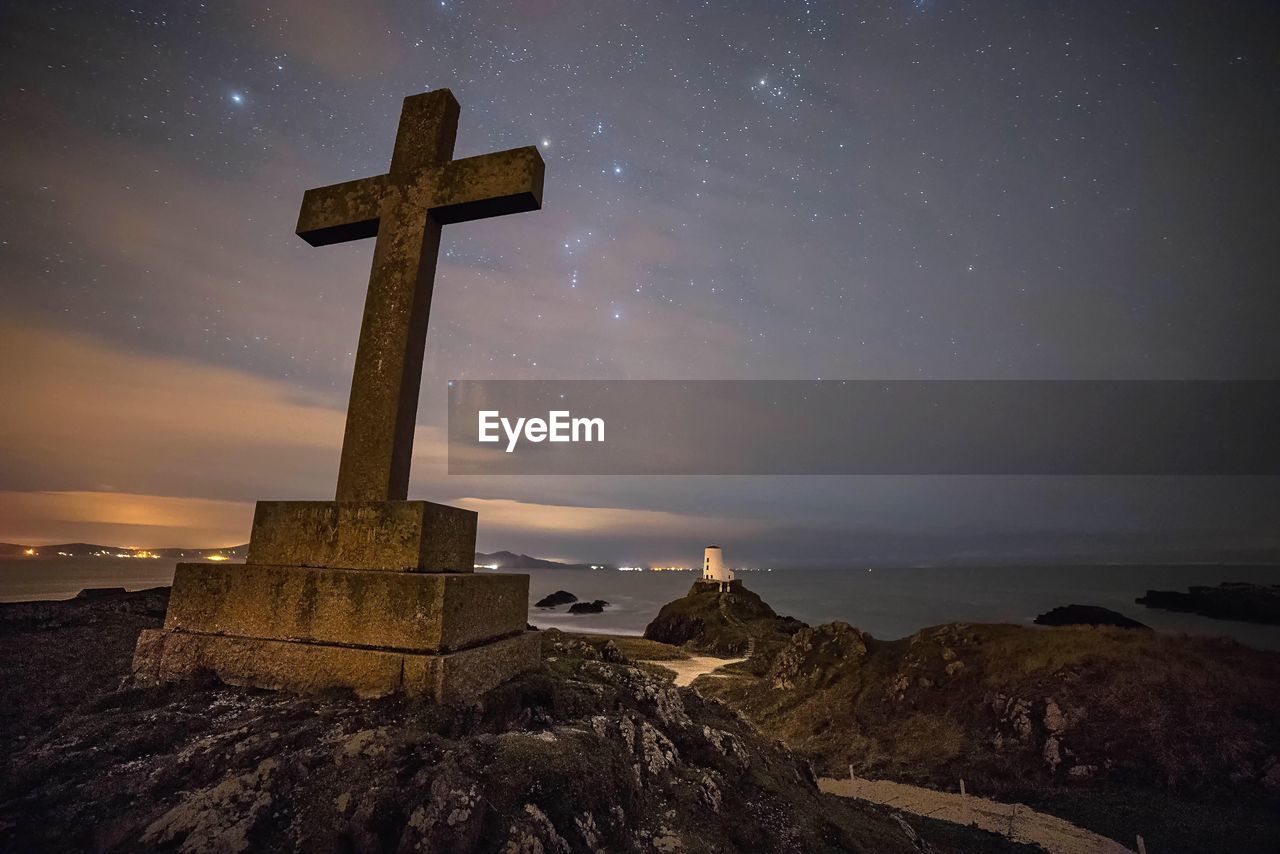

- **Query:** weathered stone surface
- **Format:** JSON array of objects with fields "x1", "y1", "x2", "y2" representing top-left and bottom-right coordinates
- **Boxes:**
[
  {"x1": 246, "y1": 499, "x2": 476, "y2": 571},
  {"x1": 129, "y1": 91, "x2": 546, "y2": 705},
  {"x1": 163, "y1": 562, "x2": 527, "y2": 652},
  {"x1": 132, "y1": 628, "x2": 540, "y2": 702},
  {"x1": 294, "y1": 175, "x2": 387, "y2": 246},
  {"x1": 133, "y1": 628, "x2": 406, "y2": 699},
  {"x1": 428, "y1": 147, "x2": 543, "y2": 224},
  {"x1": 295, "y1": 88, "x2": 545, "y2": 502},
  {"x1": 8, "y1": 593, "x2": 944, "y2": 854},
  {"x1": 404, "y1": 631, "x2": 542, "y2": 703}
]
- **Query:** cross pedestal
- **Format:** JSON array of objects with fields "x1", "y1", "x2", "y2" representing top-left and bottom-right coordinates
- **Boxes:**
[
  {"x1": 132, "y1": 90, "x2": 545, "y2": 702},
  {"x1": 133, "y1": 500, "x2": 539, "y2": 701}
]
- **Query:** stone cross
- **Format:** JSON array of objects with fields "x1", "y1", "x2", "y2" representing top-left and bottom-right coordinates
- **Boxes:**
[{"x1": 297, "y1": 89, "x2": 544, "y2": 502}]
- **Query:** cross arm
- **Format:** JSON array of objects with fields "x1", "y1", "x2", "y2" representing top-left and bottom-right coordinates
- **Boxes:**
[
  {"x1": 296, "y1": 175, "x2": 388, "y2": 246},
  {"x1": 429, "y1": 146, "x2": 544, "y2": 225}
]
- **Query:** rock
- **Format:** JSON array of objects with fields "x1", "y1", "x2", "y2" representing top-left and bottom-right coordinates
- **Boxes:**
[
  {"x1": 1043, "y1": 736, "x2": 1063, "y2": 772},
  {"x1": 503, "y1": 803, "x2": 571, "y2": 853},
  {"x1": 768, "y1": 622, "x2": 868, "y2": 690},
  {"x1": 643, "y1": 580, "x2": 806, "y2": 656},
  {"x1": 567, "y1": 600, "x2": 608, "y2": 614},
  {"x1": 1263, "y1": 759, "x2": 1280, "y2": 792},
  {"x1": 599, "y1": 640, "x2": 628, "y2": 664},
  {"x1": 541, "y1": 629, "x2": 601, "y2": 660},
  {"x1": 75, "y1": 587, "x2": 129, "y2": 599},
  {"x1": 1043, "y1": 698, "x2": 1066, "y2": 734},
  {"x1": 1007, "y1": 698, "x2": 1034, "y2": 742},
  {"x1": 535, "y1": 590, "x2": 578, "y2": 608},
  {"x1": 0, "y1": 590, "x2": 937, "y2": 853},
  {"x1": 140, "y1": 758, "x2": 280, "y2": 853},
  {"x1": 1137, "y1": 582, "x2": 1280, "y2": 625},
  {"x1": 694, "y1": 609, "x2": 1280, "y2": 850},
  {"x1": 1034, "y1": 604, "x2": 1150, "y2": 629}
]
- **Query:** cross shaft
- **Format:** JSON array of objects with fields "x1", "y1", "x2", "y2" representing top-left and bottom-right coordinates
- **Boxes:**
[{"x1": 296, "y1": 90, "x2": 544, "y2": 502}]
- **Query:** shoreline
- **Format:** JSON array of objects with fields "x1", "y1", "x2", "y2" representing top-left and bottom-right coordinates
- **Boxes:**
[{"x1": 7, "y1": 559, "x2": 1280, "y2": 652}]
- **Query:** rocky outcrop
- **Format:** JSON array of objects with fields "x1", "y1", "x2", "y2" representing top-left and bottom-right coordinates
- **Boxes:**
[
  {"x1": 1034, "y1": 604, "x2": 1150, "y2": 629},
  {"x1": 768, "y1": 622, "x2": 869, "y2": 690},
  {"x1": 535, "y1": 590, "x2": 579, "y2": 608},
  {"x1": 1138, "y1": 582, "x2": 1280, "y2": 625},
  {"x1": 700, "y1": 618, "x2": 1280, "y2": 809},
  {"x1": 568, "y1": 599, "x2": 609, "y2": 614},
  {"x1": 0, "y1": 592, "x2": 965, "y2": 853},
  {"x1": 643, "y1": 580, "x2": 806, "y2": 656}
]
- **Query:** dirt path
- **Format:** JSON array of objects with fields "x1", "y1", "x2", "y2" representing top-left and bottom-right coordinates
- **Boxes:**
[
  {"x1": 818, "y1": 777, "x2": 1134, "y2": 854},
  {"x1": 637, "y1": 655, "x2": 745, "y2": 687}
]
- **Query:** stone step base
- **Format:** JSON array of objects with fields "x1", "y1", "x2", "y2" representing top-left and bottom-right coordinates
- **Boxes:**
[
  {"x1": 164, "y1": 562, "x2": 528, "y2": 653},
  {"x1": 247, "y1": 500, "x2": 476, "y2": 572},
  {"x1": 132, "y1": 628, "x2": 540, "y2": 703}
]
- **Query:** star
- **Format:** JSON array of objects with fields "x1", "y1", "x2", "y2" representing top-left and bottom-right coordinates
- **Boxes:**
[{"x1": 229, "y1": 92, "x2": 244, "y2": 105}]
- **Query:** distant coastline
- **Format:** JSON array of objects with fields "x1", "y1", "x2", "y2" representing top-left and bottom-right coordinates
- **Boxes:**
[
  {"x1": 0, "y1": 542, "x2": 598, "y2": 570},
  {"x1": 0, "y1": 542, "x2": 249, "y2": 560}
]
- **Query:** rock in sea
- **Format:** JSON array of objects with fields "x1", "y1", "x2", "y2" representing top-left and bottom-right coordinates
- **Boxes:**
[
  {"x1": 1034, "y1": 604, "x2": 1150, "y2": 629},
  {"x1": 534, "y1": 590, "x2": 578, "y2": 608}
]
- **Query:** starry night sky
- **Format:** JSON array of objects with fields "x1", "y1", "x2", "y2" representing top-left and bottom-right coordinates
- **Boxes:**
[{"x1": 1, "y1": 0, "x2": 1278, "y2": 562}]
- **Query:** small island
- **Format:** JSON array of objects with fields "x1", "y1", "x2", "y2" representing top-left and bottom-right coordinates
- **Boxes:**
[
  {"x1": 567, "y1": 599, "x2": 609, "y2": 614},
  {"x1": 644, "y1": 579, "x2": 805, "y2": 656},
  {"x1": 1034, "y1": 604, "x2": 1150, "y2": 629}
]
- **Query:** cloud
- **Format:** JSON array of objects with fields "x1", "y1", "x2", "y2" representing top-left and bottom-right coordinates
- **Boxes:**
[
  {"x1": 0, "y1": 89, "x2": 386, "y2": 396},
  {"x1": 0, "y1": 490, "x2": 253, "y2": 548},
  {"x1": 450, "y1": 495, "x2": 784, "y2": 564},
  {"x1": 0, "y1": 314, "x2": 449, "y2": 545},
  {"x1": 0, "y1": 316, "x2": 352, "y2": 500},
  {"x1": 455, "y1": 496, "x2": 755, "y2": 538}
]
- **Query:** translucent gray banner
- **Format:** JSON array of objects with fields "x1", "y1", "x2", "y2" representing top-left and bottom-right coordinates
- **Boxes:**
[{"x1": 446, "y1": 380, "x2": 1280, "y2": 475}]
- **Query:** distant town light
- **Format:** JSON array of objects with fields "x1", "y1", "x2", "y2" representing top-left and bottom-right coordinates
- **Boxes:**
[{"x1": 23, "y1": 547, "x2": 36, "y2": 556}]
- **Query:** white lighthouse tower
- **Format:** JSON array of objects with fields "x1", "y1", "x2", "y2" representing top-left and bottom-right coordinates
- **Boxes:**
[{"x1": 702, "y1": 545, "x2": 734, "y2": 591}]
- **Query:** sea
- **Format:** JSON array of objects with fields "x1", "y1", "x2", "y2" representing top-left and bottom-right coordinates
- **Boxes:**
[{"x1": 3, "y1": 557, "x2": 1279, "y2": 651}]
